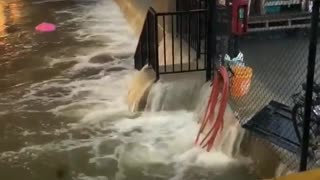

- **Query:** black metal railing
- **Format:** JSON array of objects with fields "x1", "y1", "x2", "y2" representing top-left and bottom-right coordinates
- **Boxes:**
[
  {"x1": 157, "y1": 9, "x2": 207, "y2": 74},
  {"x1": 134, "y1": 8, "x2": 158, "y2": 75},
  {"x1": 176, "y1": 0, "x2": 208, "y2": 58},
  {"x1": 134, "y1": 7, "x2": 209, "y2": 80},
  {"x1": 176, "y1": 0, "x2": 235, "y2": 62},
  {"x1": 176, "y1": 0, "x2": 208, "y2": 11}
]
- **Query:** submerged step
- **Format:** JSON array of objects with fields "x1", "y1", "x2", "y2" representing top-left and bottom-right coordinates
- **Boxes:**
[{"x1": 242, "y1": 101, "x2": 300, "y2": 154}]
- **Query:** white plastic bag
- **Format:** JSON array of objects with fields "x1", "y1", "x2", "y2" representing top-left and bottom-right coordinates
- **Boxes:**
[
  {"x1": 224, "y1": 51, "x2": 245, "y2": 67},
  {"x1": 309, "y1": 1, "x2": 313, "y2": 13}
]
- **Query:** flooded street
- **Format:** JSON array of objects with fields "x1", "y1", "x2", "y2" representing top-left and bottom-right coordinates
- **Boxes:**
[{"x1": 0, "y1": 0, "x2": 256, "y2": 180}]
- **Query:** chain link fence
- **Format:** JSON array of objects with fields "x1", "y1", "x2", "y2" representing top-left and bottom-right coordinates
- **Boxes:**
[
  {"x1": 230, "y1": 32, "x2": 309, "y2": 121},
  {"x1": 228, "y1": 0, "x2": 320, "y2": 173}
]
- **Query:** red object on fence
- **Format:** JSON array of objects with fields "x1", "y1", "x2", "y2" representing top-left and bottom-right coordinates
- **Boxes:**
[
  {"x1": 195, "y1": 66, "x2": 229, "y2": 152},
  {"x1": 231, "y1": 0, "x2": 248, "y2": 36}
]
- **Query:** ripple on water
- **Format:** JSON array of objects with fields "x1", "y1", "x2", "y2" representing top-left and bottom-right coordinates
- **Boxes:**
[{"x1": 89, "y1": 54, "x2": 115, "y2": 64}]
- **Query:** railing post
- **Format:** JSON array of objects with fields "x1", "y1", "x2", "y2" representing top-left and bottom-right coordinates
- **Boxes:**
[
  {"x1": 147, "y1": 11, "x2": 151, "y2": 66},
  {"x1": 228, "y1": 35, "x2": 240, "y2": 58},
  {"x1": 206, "y1": 0, "x2": 217, "y2": 81},
  {"x1": 226, "y1": 0, "x2": 237, "y2": 58},
  {"x1": 154, "y1": 13, "x2": 160, "y2": 80},
  {"x1": 299, "y1": 0, "x2": 320, "y2": 172}
]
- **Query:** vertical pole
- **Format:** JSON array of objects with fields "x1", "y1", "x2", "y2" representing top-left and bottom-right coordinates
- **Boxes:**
[
  {"x1": 163, "y1": 16, "x2": 167, "y2": 73},
  {"x1": 206, "y1": 0, "x2": 217, "y2": 81},
  {"x1": 188, "y1": 13, "x2": 192, "y2": 71},
  {"x1": 180, "y1": 14, "x2": 183, "y2": 72},
  {"x1": 299, "y1": 0, "x2": 319, "y2": 172},
  {"x1": 154, "y1": 13, "x2": 160, "y2": 81},
  {"x1": 305, "y1": 0, "x2": 310, "y2": 12},
  {"x1": 176, "y1": 0, "x2": 180, "y2": 37},
  {"x1": 147, "y1": 12, "x2": 151, "y2": 66},
  {"x1": 197, "y1": 1, "x2": 202, "y2": 59},
  {"x1": 227, "y1": 0, "x2": 235, "y2": 58},
  {"x1": 233, "y1": 35, "x2": 240, "y2": 57},
  {"x1": 172, "y1": 15, "x2": 175, "y2": 72}
]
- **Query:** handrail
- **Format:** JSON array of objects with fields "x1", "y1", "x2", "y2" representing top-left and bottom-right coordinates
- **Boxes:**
[
  {"x1": 134, "y1": 7, "x2": 209, "y2": 80},
  {"x1": 156, "y1": 9, "x2": 206, "y2": 16},
  {"x1": 134, "y1": 8, "x2": 158, "y2": 76}
]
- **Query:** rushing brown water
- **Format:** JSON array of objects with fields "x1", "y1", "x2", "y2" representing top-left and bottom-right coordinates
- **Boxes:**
[{"x1": 0, "y1": 0, "x2": 257, "y2": 180}]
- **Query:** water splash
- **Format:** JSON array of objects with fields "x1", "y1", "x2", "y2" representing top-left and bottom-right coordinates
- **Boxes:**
[{"x1": 145, "y1": 76, "x2": 204, "y2": 112}]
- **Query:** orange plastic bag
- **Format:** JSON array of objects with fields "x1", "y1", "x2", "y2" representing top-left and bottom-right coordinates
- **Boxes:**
[{"x1": 230, "y1": 66, "x2": 253, "y2": 97}]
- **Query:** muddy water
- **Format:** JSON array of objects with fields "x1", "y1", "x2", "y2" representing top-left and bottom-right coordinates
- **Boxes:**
[{"x1": 0, "y1": 0, "x2": 256, "y2": 180}]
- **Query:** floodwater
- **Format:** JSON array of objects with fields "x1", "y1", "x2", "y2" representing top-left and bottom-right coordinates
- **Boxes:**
[{"x1": 0, "y1": 0, "x2": 256, "y2": 180}]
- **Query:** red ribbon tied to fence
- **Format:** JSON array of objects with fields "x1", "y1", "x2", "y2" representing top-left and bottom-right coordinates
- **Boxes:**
[{"x1": 195, "y1": 66, "x2": 229, "y2": 152}]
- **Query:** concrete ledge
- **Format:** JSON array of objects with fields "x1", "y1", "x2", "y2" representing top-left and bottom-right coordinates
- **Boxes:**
[
  {"x1": 114, "y1": 0, "x2": 176, "y2": 36},
  {"x1": 114, "y1": 0, "x2": 151, "y2": 36}
]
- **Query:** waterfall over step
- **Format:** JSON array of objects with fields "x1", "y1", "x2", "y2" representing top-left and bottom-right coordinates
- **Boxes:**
[
  {"x1": 125, "y1": 49, "x2": 293, "y2": 179},
  {"x1": 145, "y1": 74, "x2": 205, "y2": 112},
  {"x1": 194, "y1": 82, "x2": 246, "y2": 157},
  {"x1": 127, "y1": 65, "x2": 156, "y2": 112},
  {"x1": 195, "y1": 83, "x2": 295, "y2": 178},
  {"x1": 131, "y1": 74, "x2": 293, "y2": 178}
]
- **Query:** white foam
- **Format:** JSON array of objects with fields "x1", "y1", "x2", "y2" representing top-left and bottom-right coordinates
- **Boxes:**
[
  {"x1": 32, "y1": 0, "x2": 67, "y2": 5},
  {"x1": 77, "y1": 174, "x2": 108, "y2": 180},
  {"x1": 109, "y1": 111, "x2": 250, "y2": 179}
]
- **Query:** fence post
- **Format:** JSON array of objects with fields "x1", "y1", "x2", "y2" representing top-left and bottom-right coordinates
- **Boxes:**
[
  {"x1": 147, "y1": 11, "x2": 151, "y2": 66},
  {"x1": 234, "y1": 36, "x2": 240, "y2": 57},
  {"x1": 154, "y1": 13, "x2": 160, "y2": 81},
  {"x1": 299, "y1": 0, "x2": 320, "y2": 171},
  {"x1": 206, "y1": 0, "x2": 217, "y2": 81}
]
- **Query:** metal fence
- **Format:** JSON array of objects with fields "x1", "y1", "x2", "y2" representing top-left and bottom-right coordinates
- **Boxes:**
[
  {"x1": 134, "y1": 7, "x2": 209, "y2": 80},
  {"x1": 134, "y1": 0, "x2": 231, "y2": 80},
  {"x1": 157, "y1": 9, "x2": 208, "y2": 75},
  {"x1": 176, "y1": 0, "x2": 231, "y2": 64},
  {"x1": 176, "y1": 0, "x2": 207, "y2": 58},
  {"x1": 225, "y1": 0, "x2": 320, "y2": 173}
]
